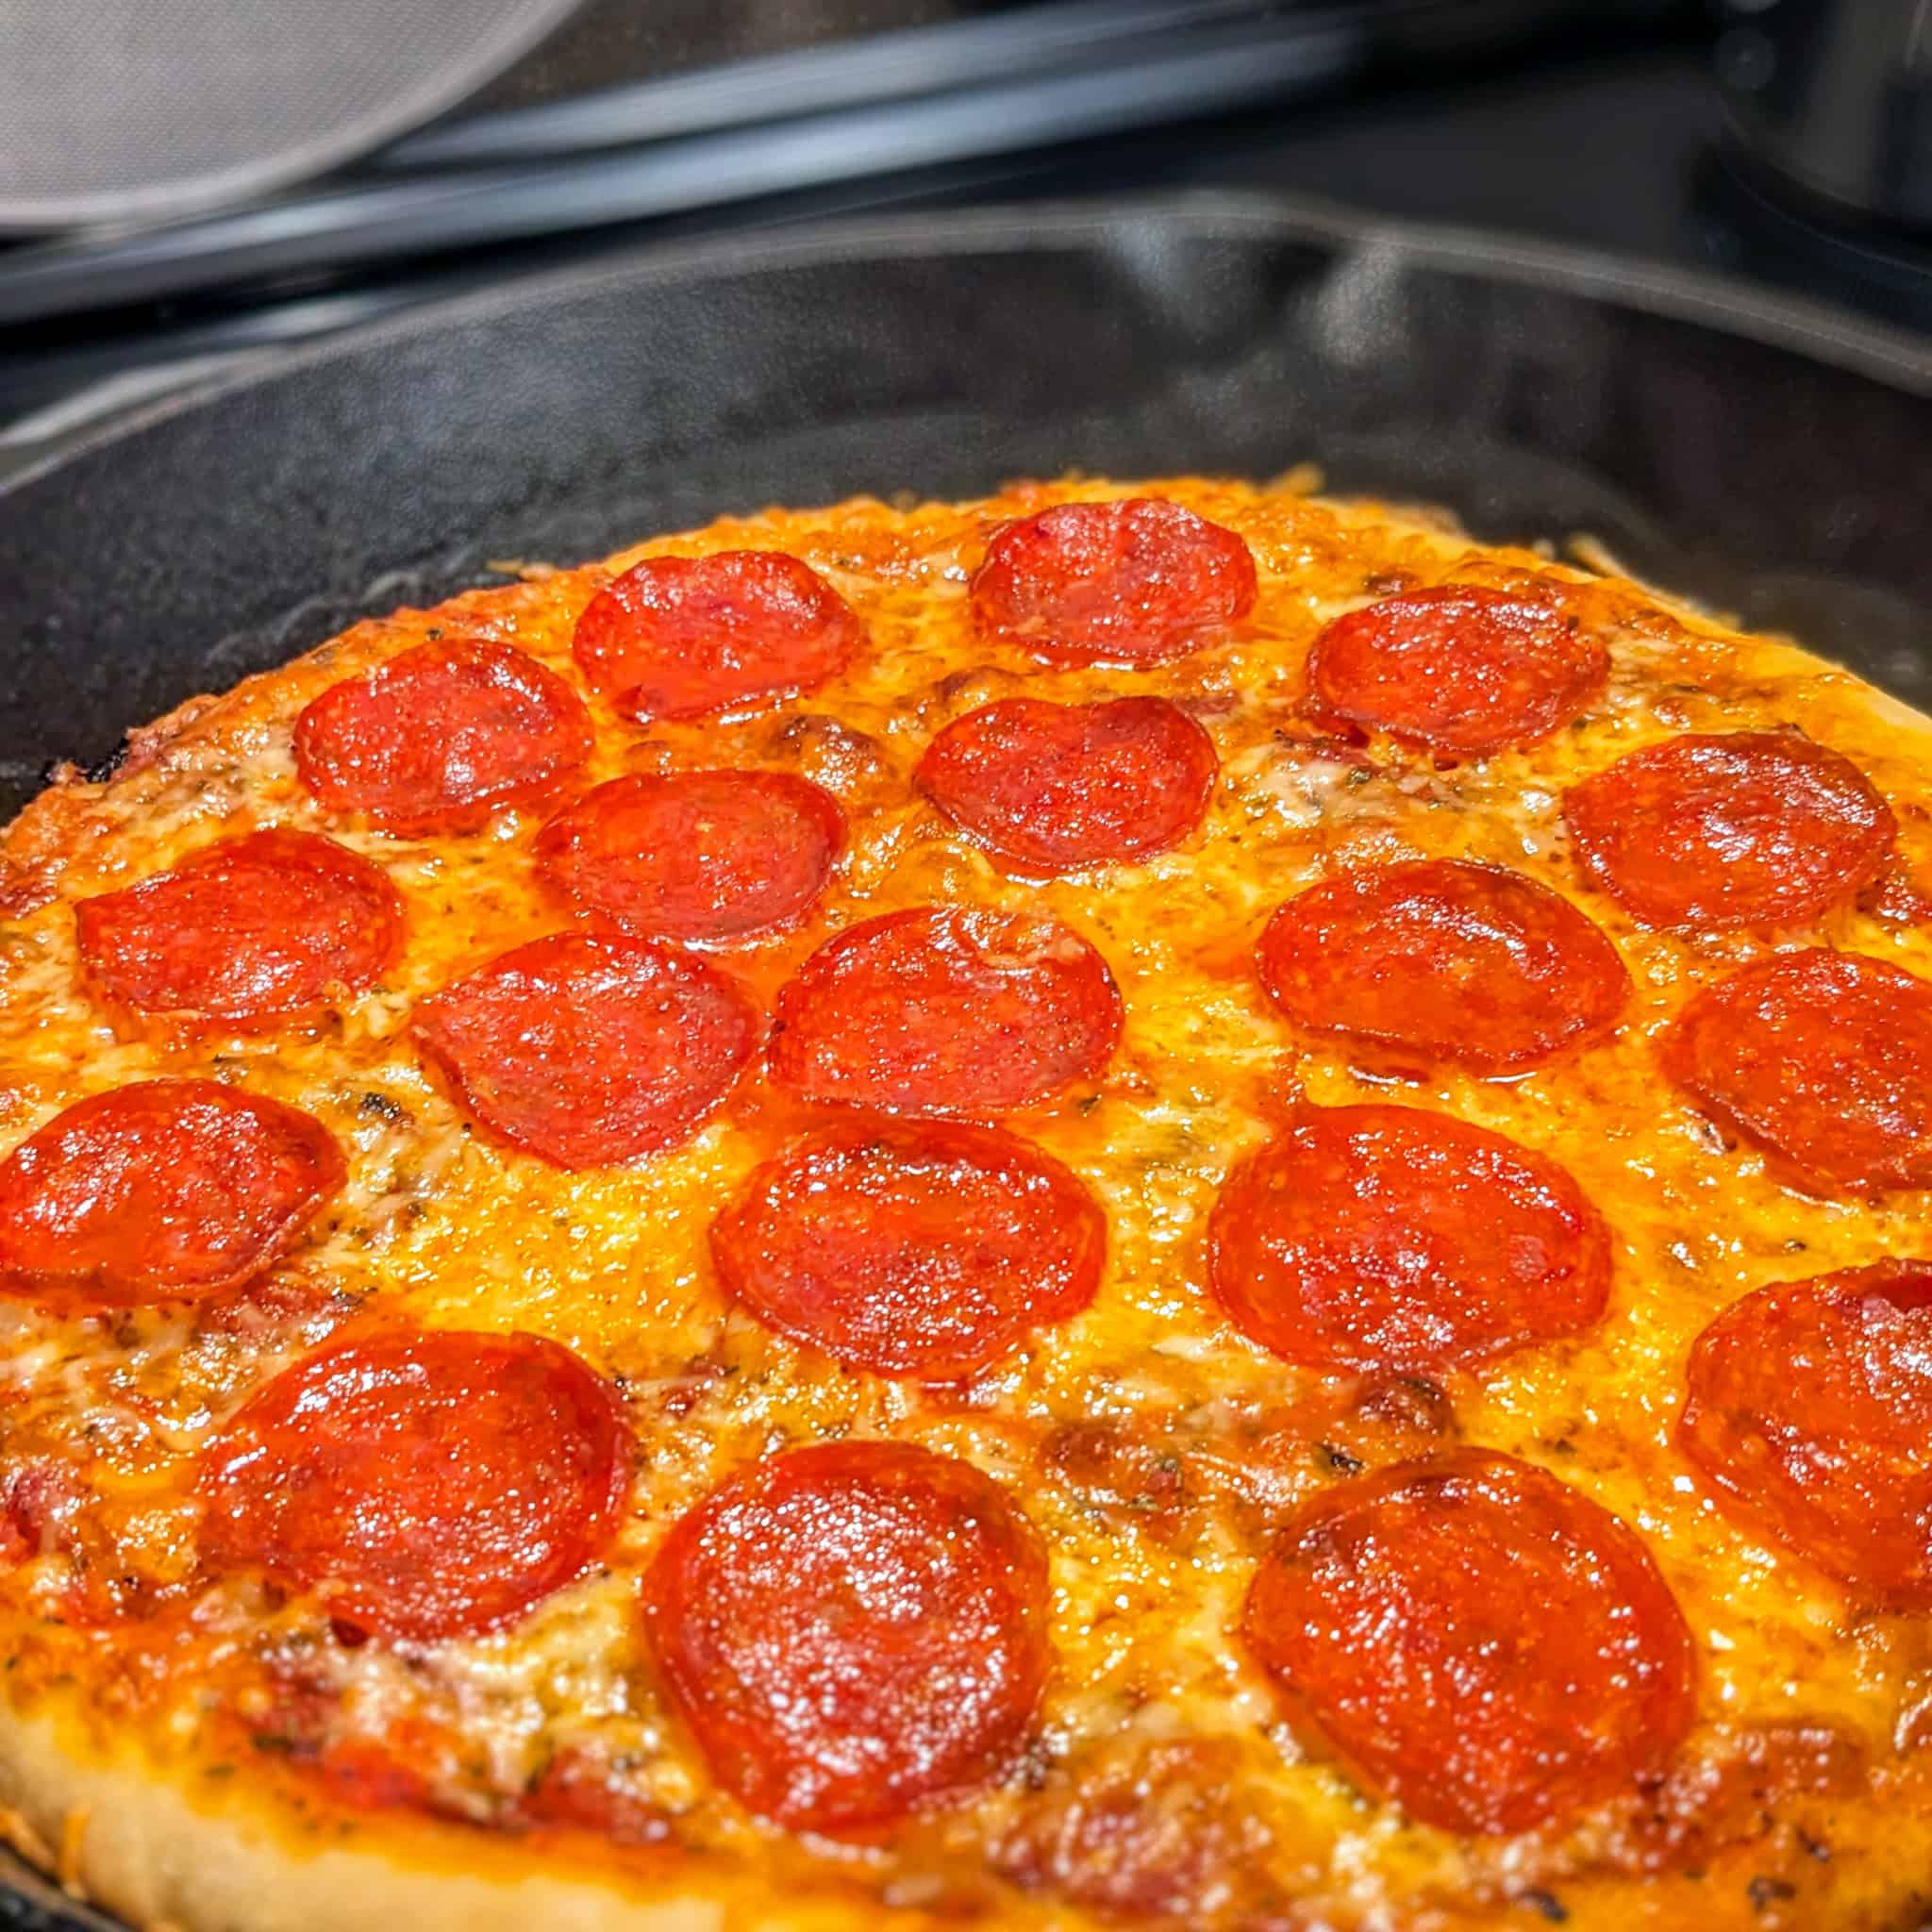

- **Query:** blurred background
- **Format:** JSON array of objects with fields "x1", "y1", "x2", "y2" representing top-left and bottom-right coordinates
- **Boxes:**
[{"x1": 1, "y1": 0, "x2": 1927, "y2": 463}]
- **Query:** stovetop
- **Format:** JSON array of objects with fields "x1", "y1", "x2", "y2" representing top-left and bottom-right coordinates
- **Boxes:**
[{"x1": 1, "y1": 3, "x2": 1927, "y2": 465}]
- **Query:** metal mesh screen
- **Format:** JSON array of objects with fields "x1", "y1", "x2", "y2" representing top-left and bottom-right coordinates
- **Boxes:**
[{"x1": 0, "y1": 0, "x2": 583, "y2": 229}]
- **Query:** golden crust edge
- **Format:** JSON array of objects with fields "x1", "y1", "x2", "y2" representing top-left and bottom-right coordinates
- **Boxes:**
[
  {"x1": 2, "y1": 1695, "x2": 1869, "y2": 1932},
  {"x1": 0, "y1": 1695, "x2": 810, "y2": 1932}
]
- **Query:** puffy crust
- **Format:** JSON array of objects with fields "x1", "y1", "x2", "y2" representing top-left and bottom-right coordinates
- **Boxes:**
[
  {"x1": 0, "y1": 1693, "x2": 884, "y2": 1932},
  {"x1": 0, "y1": 1697, "x2": 685, "y2": 1932}
]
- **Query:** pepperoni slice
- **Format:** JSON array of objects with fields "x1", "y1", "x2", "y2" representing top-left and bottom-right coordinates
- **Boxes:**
[
  {"x1": 769, "y1": 908, "x2": 1122, "y2": 1116},
  {"x1": 1258, "y1": 859, "x2": 1629, "y2": 1076},
  {"x1": 0, "y1": 1081, "x2": 343, "y2": 1307},
  {"x1": 199, "y1": 1329, "x2": 631, "y2": 1642},
  {"x1": 1241, "y1": 1449, "x2": 1695, "y2": 1835},
  {"x1": 571, "y1": 551, "x2": 863, "y2": 723},
  {"x1": 915, "y1": 697, "x2": 1217, "y2": 873},
  {"x1": 535, "y1": 771, "x2": 844, "y2": 944},
  {"x1": 75, "y1": 828, "x2": 405, "y2": 1030},
  {"x1": 1307, "y1": 587, "x2": 1607, "y2": 756},
  {"x1": 1565, "y1": 732, "x2": 1893, "y2": 931},
  {"x1": 1209, "y1": 1106, "x2": 1610, "y2": 1374},
  {"x1": 643, "y1": 1441, "x2": 1050, "y2": 1831},
  {"x1": 292, "y1": 637, "x2": 592, "y2": 838},
  {"x1": 1680, "y1": 1262, "x2": 1932, "y2": 1604},
  {"x1": 1662, "y1": 948, "x2": 1932, "y2": 1198},
  {"x1": 711, "y1": 1119, "x2": 1105, "y2": 1379},
  {"x1": 970, "y1": 499, "x2": 1257, "y2": 665},
  {"x1": 413, "y1": 932, "x2": 758, "y2": 1168}
]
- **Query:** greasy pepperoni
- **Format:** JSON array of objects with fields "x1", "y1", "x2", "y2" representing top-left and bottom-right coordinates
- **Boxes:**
[
  {"x1": 292, "y1": 637, "x2": 591, "y2": 837},
  {"x1": 643, "y1": 1441, "x2": 1050, "y2": 1831},
  {"x1": 1257, "y1": 859, "x2": 1629, "y2": 1076},
  {"x1": 534, "y1": 770, "x2": 844, "y2": 944},
  {"x1": 1208, "y1": 1106, "x2": 1610, "y2": 1374},
  {"x1": 1241, "y1": 1449, "x2": 1695, "y2": 1835},
  {"x1": 1308, "y1": 587, "x2": 1607, "y2": 756},
  {"x1": 1662, "y1": 948, "x2": 1932, "y2": 1198},
  {"x1": 711, "y1": 1118, "x2": 1105, "y2": 1379},
  {"x1": 571, "y1": 551, "x2": 862, "y2": 722},
  {"x1": 412, "y1": 932, "x2": 757, "y2": 1168},
  {"x1": 970, "y1": 498, "x2": 1257, "y2": 665},
  {"x1": 915, "y1": 697, "x2": 1216, "y2": 872},
  {"x1": 75, "y1": 829, "x2": 405, "y2": 1029},
  {"x1": 769, "y1": 908, "x2": 1122, "y2": 1116},
  {"x1": 0, "y1": 1082, "x2": 343, "y2": 1307},
  {"x1": 199, "y1": 1329, "x2": 631, "y2": 1642},
  {"x1": 1565, "y1": 732, "x2": 1893, "y2": 931},
  {"x1": 1679, "y1": 1262, "x2": 1932, "y2": 1604}
]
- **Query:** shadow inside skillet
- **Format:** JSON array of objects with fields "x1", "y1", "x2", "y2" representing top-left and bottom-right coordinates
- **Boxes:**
[{"x1": 2, "y1": 193, "x2": 1930, "y2": 823}]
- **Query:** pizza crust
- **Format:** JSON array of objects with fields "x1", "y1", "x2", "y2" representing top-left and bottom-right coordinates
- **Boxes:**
[{"x1": 0, "y1": 1695, "x2": 753, "y2": 1932}]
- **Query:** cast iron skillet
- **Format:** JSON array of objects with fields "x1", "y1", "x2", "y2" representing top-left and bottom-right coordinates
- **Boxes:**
[{"x1": 0, "y1": 191, "x2": 1931, "y2": 1930}]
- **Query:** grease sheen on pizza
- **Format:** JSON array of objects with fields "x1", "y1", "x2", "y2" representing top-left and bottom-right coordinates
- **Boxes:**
[{"x1": 1, "y1": 475, "x2": 1931, "y2": 1932}]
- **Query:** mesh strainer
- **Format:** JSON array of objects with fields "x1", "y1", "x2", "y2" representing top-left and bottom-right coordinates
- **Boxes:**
[{"x1": 0, "y1": 0, "x2": 585, "y2": 231}]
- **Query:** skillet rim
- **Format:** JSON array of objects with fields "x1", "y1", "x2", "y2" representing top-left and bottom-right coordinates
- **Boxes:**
[{"x1": 3, "y1": 185, "x2": 1930, "y2": 508}]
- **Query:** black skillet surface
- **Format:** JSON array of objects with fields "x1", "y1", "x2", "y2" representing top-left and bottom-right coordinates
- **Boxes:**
[
  {"x1": 5, "y1": 192, "x2": 1932, "y2": 825},
  {"x1": 0, "y1": 192, "x2": 1931, "y2": 1930}
]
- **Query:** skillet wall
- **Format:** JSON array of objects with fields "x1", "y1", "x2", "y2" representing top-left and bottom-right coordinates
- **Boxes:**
[{"x1": 5, "y1": 200, "x2": 1932, "y2": 822}]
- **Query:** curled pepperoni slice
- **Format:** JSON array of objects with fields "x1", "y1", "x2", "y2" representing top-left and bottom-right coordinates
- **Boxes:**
[
  {"x1": 572, "y1": 551, "x2": 862, "y2": 722},
  {"x1": 769, "y1": 908, "x2": 1122, "y2": 1116},
  {"x1": 711, "y1": 1118, "x2": 1105, "y2": 1379},
  {"x1": 1242, "y1": 1449, "x2": 1695, "y2": 1835},
  {"x1": 970, "y1": 499, "x2": 1257, "y2": 665},
  {"x1": 0, "y1": 1081, "x2": 343, "y2": 1307},
  {"x1": 1209, "y1": 1106, "x2": 1610, "y2": 1374},
  {"x1": 1680, "y1": 1261, "x2": 1932, "y2": 1604},
  {"x1": 1662, "y1": 948, "x2": 1932, "y2": 1198},
  {"x1": 1308, "y1": 587, "x2": 1607, "y2": 756},
  {"x1": 75, "y1": 829, "x2": 404, "y2": 1030},
  {"x1": 915, "y1": 697, "x2": 1216, "y2": 873},
  {"x1": 293, "y1": 637, "x2": 592, "y2": 838},
  {"x1": 535, "y1": 770, "x2": 843, "y2": 944},
  {"x1": 1566, "y1": 732, "x2": 1893, "y2": 931},
  {"x1": 1258, "y1": 859, "x2": 1629, "y2": 1076},
  {"x1": 413, "y1": 932, "x2": 757, "y2": 1168},
  {"x1": 643, "y1": 1440, "x2": 1049, "y2": 1831},
  {"x1": 199, "y1": 1329, "x2": 631, "y2": 1641}
]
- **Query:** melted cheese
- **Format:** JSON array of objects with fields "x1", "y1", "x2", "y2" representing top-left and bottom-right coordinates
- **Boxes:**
[{"x1": 2, "y1": 475, "x2": 1932, "y2": 1932}]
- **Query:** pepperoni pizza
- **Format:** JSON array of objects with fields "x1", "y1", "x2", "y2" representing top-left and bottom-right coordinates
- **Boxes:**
[{"x1": 1, "y1": 476, "x2": 1930, "y2": 1932}]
